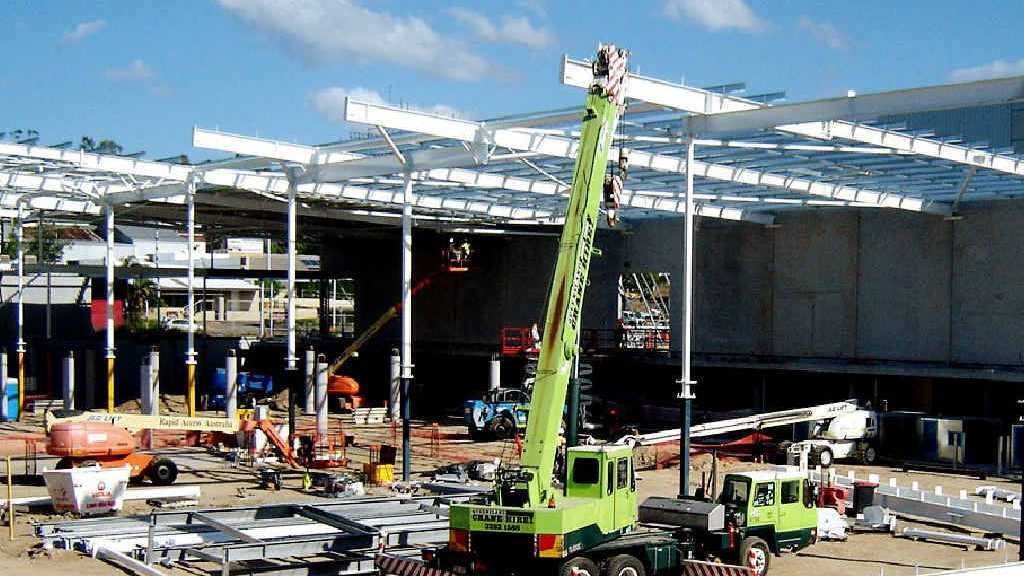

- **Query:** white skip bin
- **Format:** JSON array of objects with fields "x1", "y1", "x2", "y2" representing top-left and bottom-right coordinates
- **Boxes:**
[{"x1": 43, "y1": 465, "x2": 131, "y2": 516}]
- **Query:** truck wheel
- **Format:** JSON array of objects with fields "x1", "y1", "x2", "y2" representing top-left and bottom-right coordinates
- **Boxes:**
[
  {"x1": 492, "y1": 416, "x2": 515, "y2": 440},
  {"x1": 861, "y1": 445, "x2": 877, "y2": 465},
  {"x1": 148, "y1": 458, "x2": 178, "y2": 485},
  {"x1": 604, "y1": 553, "x2": 646, "y2": 576},
  {"x1": 739, "y1": 536, "x2": 771, "y2": 576},
  {"x1": 814, "y1": 447, "x2": 833, "y2": 467},
  {"x1": 559, "y1": 557, "x2": 599, "y2": 576}
]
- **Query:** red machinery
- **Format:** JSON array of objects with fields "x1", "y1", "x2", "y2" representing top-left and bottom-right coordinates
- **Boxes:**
[{"x1": 47, "y1": 421, "x2": 179, "y2": 485}]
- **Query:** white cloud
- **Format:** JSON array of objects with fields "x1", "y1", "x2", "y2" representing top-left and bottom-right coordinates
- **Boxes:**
[
  {"x1": 516, "y1": 0, "x2": 547, "y2": 18},
  {"x1": 949, "y1": 58, "x2": 1024, "y2": 83},
  {"x1": 104, "y1": 59, "x2": 153, "y2": 81},
  {"x1": 216, "y1": 0, "x2": 491, "y2": 82},
  {"x1": 798, "y1": 16, "x2": 848, "y2": 51},
  {"x1": 310, "y1": 86, "x2": 463, "y2": 124},
  {"x1": 61, "y1": 19, "x2": 106, "y2": 44},
  {"x1": 449, "y1": 7, "x2": 555, "y2": 49},
  {"x1": 663, "y1": 0, "x2": 767, "y2": 32}
]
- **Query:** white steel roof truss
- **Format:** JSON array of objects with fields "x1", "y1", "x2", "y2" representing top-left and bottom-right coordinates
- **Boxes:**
[
  {"x1": 344, "y1": 98, "x2": 947, "y2": 216},
  {"x1": 562, "y1": 58, "x2": 1024, "y2": 181}
]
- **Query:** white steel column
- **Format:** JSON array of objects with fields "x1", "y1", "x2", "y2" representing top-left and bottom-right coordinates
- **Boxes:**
[
  {"x1": 15, "y1": 205, "x2": 25, "y2": 420},
  {"x1": 105, "y1": 203, "x2": 116, "y2": 412},
  {"x1": 679, "y1": 136, "x2": 697, "y2": 497},
  {"x1": 287, "y1": 181, "x2": 297, "y2": 371},
  {"x1": 15, "y1": 206, "x2": 24, "y2": 357},
  {"x1": 401, "y1": 172, "x2": 413, "y2": 481},
  {"x1": 186, "y1": 179, "x2": 197, "y2": 416}
]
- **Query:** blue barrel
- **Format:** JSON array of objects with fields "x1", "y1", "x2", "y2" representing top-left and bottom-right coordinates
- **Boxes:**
[
  {"x1": 2, "y1": 378, "x2": 18, "y2": 421},
  {"x1": 237, "y1": 372, "x2": 250, "y2": 394},
  {"x1": 211, "y1": 368, "x2": 228, "y2": 395}
]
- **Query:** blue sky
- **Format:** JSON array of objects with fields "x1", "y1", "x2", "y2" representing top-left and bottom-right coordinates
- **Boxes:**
[{"x1": 3, "y1": 0, "x2": 1023, "y2": 161}]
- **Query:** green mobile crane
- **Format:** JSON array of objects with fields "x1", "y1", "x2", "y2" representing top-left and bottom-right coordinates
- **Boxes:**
[
  {"x1": 445, "y1": 41, "x2": 639, "y2": 575},
  {"x1": 426, "y1": 45, "x2": 818, "y2": 576}
]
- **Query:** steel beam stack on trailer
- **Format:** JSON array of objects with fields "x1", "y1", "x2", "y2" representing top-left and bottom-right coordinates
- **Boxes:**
[{"x1": 36, "y1": 494, "x2": 479, "y2": 575}]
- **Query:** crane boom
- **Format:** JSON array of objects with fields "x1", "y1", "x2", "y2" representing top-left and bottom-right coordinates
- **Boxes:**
[
  {"x1": 326, "y1": 268, "x2": 443, "y2": 377},
  {"x1": 513, "y1": 44, "x2": 629, "y2": 507}
]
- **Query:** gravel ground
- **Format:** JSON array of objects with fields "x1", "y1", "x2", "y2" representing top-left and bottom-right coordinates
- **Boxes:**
[{"x1": 1, "y1": 412, "x2": 1021, "y2": 575}]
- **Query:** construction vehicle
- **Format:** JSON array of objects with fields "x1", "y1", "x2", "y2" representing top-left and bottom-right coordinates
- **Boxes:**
[
  {"x1": 464, "y1": 387, "x2": 530, "y2": 439},
  {"x1": 324, "y1": 262, "x2": 467, "y2": 410},
  {"x1": 784, "y1": 407, "x2": 880, "y2": 466},
  {"x1": 44, "y1": 411, "x2": 240, "y2": 485},
  {"x1": 400, "y1": 45, "x2": 820, "y2": 576},
  {"x1": 42, "y1": 409, "x2": 340, "y2": 479},
  {"x1": 615, "y1": 401, "x2": 859, "y2": 447}
]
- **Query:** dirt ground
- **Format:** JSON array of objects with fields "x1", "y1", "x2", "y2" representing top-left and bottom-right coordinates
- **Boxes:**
[{"x1": 1, "y1": 409, "x2": 1022, "y2": 575}]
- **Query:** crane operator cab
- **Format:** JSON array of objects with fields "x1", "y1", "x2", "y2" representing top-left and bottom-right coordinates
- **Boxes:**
[
  {"x1": 446, "y1": 444, "x2": 638, "y2": 573},
  {"x1": 446, "y1": 237, "x2": 472, "y2": 272}
]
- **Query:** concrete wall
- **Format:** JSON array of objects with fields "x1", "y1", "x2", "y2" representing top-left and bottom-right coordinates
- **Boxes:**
[
  {"x1": 332, "y1": 229, "x2": 624, "y2": 348},
  {"x1": 622, "y1": 200, "x2": 1024, "y2": 368},
  {"x1": 323, "y1": 199, "x2": 1024, "y2": 369}
]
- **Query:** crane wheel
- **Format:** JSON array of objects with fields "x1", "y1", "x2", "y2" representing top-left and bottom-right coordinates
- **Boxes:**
[
  {"x1": 739, "y1": 536, "x2": 771, "y2": 576},
  {"x1": 559, "y1": 556, "x2": 599, "y2": 576},
  {"x1": 148, "y1": 458, "x2": 179, "y2": 485},
  {"x1": 604, "y1": 553, "x2": 646, "y2": 576}
]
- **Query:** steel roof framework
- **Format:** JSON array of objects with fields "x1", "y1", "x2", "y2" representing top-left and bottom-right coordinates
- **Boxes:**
[{"x1": 3, "y1": 53, "x2": 1024, "y2": 421}]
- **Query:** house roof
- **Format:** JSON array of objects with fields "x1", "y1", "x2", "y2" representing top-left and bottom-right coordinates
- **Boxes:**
[{"x1": 157, "y1": 277, "x2": 259, "y2": 291}]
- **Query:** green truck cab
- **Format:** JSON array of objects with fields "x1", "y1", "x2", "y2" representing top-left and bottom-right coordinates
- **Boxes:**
[{"x1": 708, "y1": 470, "x2": 819, "y2": 573}]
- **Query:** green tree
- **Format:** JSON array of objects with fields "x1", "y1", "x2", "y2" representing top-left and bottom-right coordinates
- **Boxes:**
[
  {"x1": 123, "y1": 256, "x2": 159, "y2": 330},
  {"x1": 3, "y1": 225, "x2": 67, "y2": 263}
]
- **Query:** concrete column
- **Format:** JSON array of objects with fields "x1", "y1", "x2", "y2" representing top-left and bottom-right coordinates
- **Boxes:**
[
  {"x1": 226, "y1": 349, "x2": 238, "y2": 421},
  {"x1": 489, "y1": 354, "x2": 501, "y2": 392},
  {"x1": 140, "y1": 346, "x2": 159, "y2": 416},
  {"x1": 304, "y1": 347, "x2": 316, "y2": 415},
  {"x1": 389, "y1": 348, "x2": 401, "y2": 421},
  {"x1": 62, "y1": 350, "x2": 74, "y2": 411},
  {"x1": 316, "y1": 354, "x2": 328, "y2": 439},
  {"x1": 139, "y1": 358, "x2": 150, "y2": 415}
]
